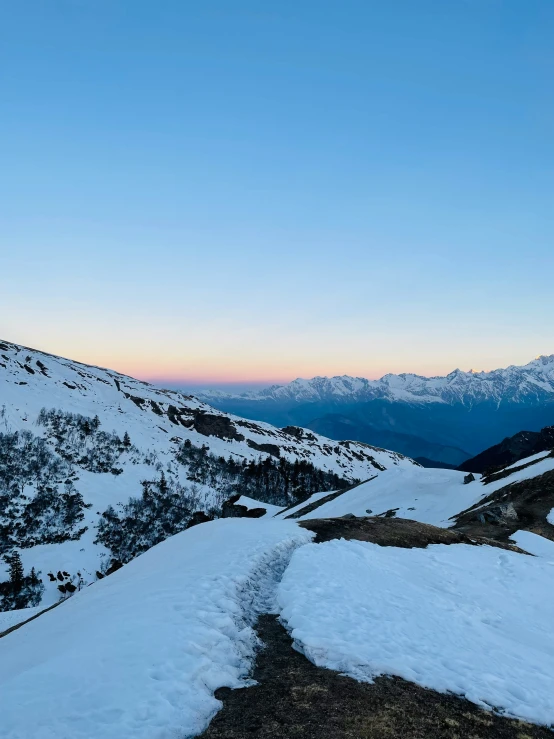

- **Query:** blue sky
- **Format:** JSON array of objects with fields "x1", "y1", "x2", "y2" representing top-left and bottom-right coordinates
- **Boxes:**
[{"x1": 1, "y1": 1, "x2": 553, "y2": 386}]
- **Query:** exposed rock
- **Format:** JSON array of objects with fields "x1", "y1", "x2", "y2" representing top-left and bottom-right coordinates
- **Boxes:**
[
  {"x1": 221, "y1": 495, "x2": 267, "y2": 519},
  {"x1": 282, "y1": 426, "x2": 317, "y2": 442},
  {"x1": 482, "y1": 452, "x2": 553, "y2": 486},
  {"x1": 185, "y1": 511, "x2": 215, "y2": 529},
  {"x1": 35, "y1": 360, "x2": 49, "y2": 376},
  {"x1": 125, "y1": 394, "x2": 146, "y2": 409},
  {"x1": 104, "y1": 560, "x2": 123, "y2": 576},
  {"x1": 453, "y1": 468, "x2": 554, "y2": 542},
  {"x1": 149, "y1": 400, "x2": 163, "y2": 416},
  {"x1": 377, "y1": 508, "x2": 399, "y2": 518},
  {"x1": 246, "y1": 439, "x2": 281, "y2": 457},
  {"x1": 193, "y1": 412, "x2": 245, "y2": 442}
]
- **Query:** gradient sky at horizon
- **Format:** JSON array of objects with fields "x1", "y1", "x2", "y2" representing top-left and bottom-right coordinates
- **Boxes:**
[{"x1": 1, "y1": 1, "x2": 553, "y2": 388}]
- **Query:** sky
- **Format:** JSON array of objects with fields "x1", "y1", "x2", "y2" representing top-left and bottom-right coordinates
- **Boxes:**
[{"x1": 1, "y1": 1, "x2": 553, "y2": 388}]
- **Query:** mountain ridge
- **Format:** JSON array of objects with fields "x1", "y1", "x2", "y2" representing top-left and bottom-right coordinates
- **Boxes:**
[
  {"x1": 198, "y1": 354, "x2": 554, "y2": 406},
  {"x1": 458, "y1": 426, "x2": 554, "y2": 474},
  {"x1": 196, "y1": 355, "x2": 554, "y2": 463}
]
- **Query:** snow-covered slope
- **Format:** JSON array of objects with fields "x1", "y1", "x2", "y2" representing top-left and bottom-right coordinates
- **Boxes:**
[
  {"x1": 0, "y1": 339, "x2": 409, "y2": 477},
  {"x1": 0, "y1": 518, "x2": 313, "y2": 739},
  {"x1": 200, "y1": 355, "x2": 554, "y2": 407},
  {"x1": 2, "y1": 436, "x2": 553, "y2": 735},
  {"x1": 275, "y1": 451, "x2": 554, "y2": 529},
  {"x1": 282, "y1": 467, "x2": 480, "y2": 526},
  {"x1": 511, "y1": 530, "x2": 554, "y2": 558},
  {"x1": 0, "y1": 340, "x2": 415, "y2": 608}
]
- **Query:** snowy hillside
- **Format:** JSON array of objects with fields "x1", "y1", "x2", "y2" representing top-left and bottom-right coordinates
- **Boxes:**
[
  {"x1": 0, "y1": 339, "x2": 415, "y2": 609},
  {"x1": 279, "y1": 467, "x2": 480, "y2": 525},
  {"x1": 200, "y1": 355, "x2": 554, "y2": 406},
  {"x1": 0, "y1": 340, "x2": 409, "y2": 477},
  {"x1": 0, "y1": 519, "x2": 313, "y2": 739},
  {"x1": 275, "y1": 450, "x2": 554, "y2": 531}
]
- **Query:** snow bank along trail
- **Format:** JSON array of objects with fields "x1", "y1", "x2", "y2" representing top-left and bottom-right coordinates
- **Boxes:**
[
  {"x1": 0, "y1": 518, "x2": 312, "y2": 739},
  {"x1": 278, "y1": 539, "x2": 554, "y2": 728}
]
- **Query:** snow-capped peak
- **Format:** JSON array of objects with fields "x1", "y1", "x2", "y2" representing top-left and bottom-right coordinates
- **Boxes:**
[{"x1": 197, "y1": 354, "x2": 554, "y2": 407}]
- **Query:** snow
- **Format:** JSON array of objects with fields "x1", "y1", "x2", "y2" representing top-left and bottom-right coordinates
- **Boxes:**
[
  {"x1": 0, "y1": 521, "x2": 110, "y2": 608},
  {"x1": 0, "y1": 606, "x2": 45, "y2": 633},
  {"x1": 0, "y1": 340, "x2": 408, "y2": 486},
  {"x1": 504, "y1": 451, "x2": 551, "y2": 470},
  {"x1": 0, "y1": 518, "x2": 313, "y2": 739},
  {"x1": 278, "y1": 539, "x2": 554, "y2": 727},
  {"x1": 483, "y1": 454, "x2": 554, "y2": 496},
  {"x1": 283, "y1": 452, "x2": 554, "y2": 528},
  {"x1": 547, "y1": 507, "x2": 554, "y2": 525},
  {"x1": 511, "y1": 530, "x2": 554, "y2": 559},
  {"x1": 198, "y1": 354, "x2": 554, "y2": 406},
  {"x1": 235, "y1": 495, "x2": 283, "y2": 517},
  {"x1": 295, "y1": 466, "x2": 481, "y2": 526}
]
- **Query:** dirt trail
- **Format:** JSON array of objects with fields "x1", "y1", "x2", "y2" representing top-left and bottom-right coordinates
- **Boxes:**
[
  {"x1": 200, "y1": 614, "x2": 550, "y2": 739},
  {"x1": 199, "y1": 517, "x2": 546, "y2": 738}
]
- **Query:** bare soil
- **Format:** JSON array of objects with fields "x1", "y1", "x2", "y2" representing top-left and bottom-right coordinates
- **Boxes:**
[
  {"x1": 299, "y1": 515, "x2": 526, "y2": 552},
  {"x1": 200, "y1": 614, "x2": 550, "y2": 739}
]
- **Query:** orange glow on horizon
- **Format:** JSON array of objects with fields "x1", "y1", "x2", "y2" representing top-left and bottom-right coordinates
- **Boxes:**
[
  {"x1": 74, "y1": 355, "x2": 519, "y2": 387},
  {"x1": 12, "y1": 335, "x2": 542, "y2": 388}
]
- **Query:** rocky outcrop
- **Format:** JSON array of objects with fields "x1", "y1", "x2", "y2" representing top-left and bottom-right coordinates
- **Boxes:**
[
  {"x1": 221, "y1": 496, "x2": 267, "y2": 519},
  {"x1": 246, "y1": 439, "x2": 281, "y2": 457},
  {"x1": 192, "y1": 412, "x2": 246, "y2": 441},
  {"x1": 453, "y1": 468, "x2": 554, "y2": 542}
]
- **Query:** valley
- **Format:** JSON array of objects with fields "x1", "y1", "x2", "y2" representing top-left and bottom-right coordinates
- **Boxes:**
[{"x1": 1, "y1": 340, "x2": 554, "y2": 738}]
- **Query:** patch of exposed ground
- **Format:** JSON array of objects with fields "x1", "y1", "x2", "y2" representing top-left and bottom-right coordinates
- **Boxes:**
[
  {"x1": 200, "y1": 614, "x2": 551, "y2": 739},
  {"x1": 453, "y1": 469, "x2": 554, "y2": 543},
  {"x1": 299, "y1": 515, "x2": 526, "y2": 552}
]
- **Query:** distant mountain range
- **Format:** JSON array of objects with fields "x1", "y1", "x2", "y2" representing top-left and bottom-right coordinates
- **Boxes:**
[{"x1": 198, "y1": 356, "x2": 554, "y2": 465}]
